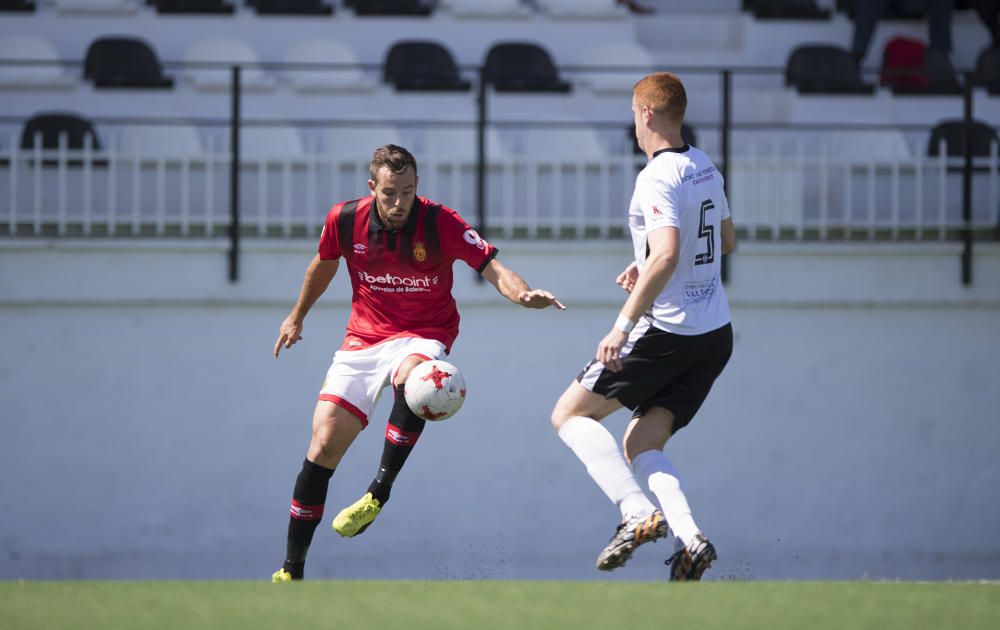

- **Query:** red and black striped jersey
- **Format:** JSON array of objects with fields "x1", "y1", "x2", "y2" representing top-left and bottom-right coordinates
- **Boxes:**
[{"x1": 318, "y1": 195, "x2": 498, "y2": 352}]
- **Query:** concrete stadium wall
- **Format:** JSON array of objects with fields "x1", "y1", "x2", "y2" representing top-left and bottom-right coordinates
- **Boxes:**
[{"x1": 1, "y1": 238, "x2": 999, "y2": 581}]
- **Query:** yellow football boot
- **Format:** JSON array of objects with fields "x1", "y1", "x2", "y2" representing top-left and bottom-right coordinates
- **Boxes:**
[{"x1": 332, "y1": 492, "x2": 382, "y2": 537}]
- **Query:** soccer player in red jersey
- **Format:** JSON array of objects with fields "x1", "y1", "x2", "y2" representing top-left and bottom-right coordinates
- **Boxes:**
[{"x1": 272, "y1": 145, "x2": 564, "y2": 581}]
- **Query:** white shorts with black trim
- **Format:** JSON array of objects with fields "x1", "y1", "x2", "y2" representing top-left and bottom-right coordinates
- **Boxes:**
[{"x1": 318, "y1": 336, "x2": 447, "y2": 428}]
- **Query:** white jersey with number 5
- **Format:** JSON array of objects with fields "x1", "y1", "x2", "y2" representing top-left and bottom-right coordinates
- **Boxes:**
[{"x1": 628, "y1": 145, "x2": 731, "y2": 335}]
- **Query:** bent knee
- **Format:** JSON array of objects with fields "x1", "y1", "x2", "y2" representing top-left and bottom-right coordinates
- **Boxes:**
[
  {"x1": 550, "y1": 395, "x2": 579, "y2": 433},
  {"x1": 550, "y1": 408, "x2": 569, "y2": 433}
]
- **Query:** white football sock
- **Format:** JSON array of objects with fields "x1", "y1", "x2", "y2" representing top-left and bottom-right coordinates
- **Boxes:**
[
  {"x1": 558, "y1": 416, "x2": 656, "y2": 520},
  {"x1": 632, "y1": 449, "x2": 701, "y2": 547}
]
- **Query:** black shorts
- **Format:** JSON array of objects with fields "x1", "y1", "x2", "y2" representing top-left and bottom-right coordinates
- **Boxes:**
[{"x1": 576, "y1": 320, "x2": 733, "y2": 432}]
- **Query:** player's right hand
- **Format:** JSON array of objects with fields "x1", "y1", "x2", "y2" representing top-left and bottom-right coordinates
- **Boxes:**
[
  {"x1": 273, "y1": 316, "x2": 304, "y2": 358},
  {"x1": 616, "y1": 262, "x2": 638, "y2": 293}
]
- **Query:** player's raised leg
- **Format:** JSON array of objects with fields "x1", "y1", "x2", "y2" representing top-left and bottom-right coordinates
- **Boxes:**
[
  {"x1": 273, "y1": 400, "x2": 364, "y2": 582},
  {"x1": 624, "y1": 406, "x2": 716, "y2": 581},
  {"x1": 552, "y1": 381, "x2": 667, "y2": 571},
  {"x1": 333, "y1": 354, "x2": 427, "y2": 538}
]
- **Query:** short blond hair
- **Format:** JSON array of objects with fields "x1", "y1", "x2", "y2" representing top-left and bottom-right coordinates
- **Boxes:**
[{"x1": 633, "y1": 72, "x2": 687, "y2": 126}]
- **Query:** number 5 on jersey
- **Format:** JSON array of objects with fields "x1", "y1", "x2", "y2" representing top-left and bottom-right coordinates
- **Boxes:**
[{"x1": 695, "y1": 199, "x2": 715, "y2": 266}]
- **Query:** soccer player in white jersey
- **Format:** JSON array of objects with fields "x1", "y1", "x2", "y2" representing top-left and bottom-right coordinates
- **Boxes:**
[{"x1": 550, "y1": 72, "x2": 736, "y2": 581}]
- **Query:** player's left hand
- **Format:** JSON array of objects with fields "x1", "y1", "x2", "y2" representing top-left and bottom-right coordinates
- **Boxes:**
[
  {"x1": 616, "y1": 262, "x2": 638, "y2": 293},
  {"x1": 596, "y1": 328, "x2": 628, "y2": 372},
  {"x1": 518, "y1": 289, "x2": 566, "y2": 310}
]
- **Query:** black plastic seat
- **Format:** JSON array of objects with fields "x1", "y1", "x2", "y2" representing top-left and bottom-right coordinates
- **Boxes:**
[
  {"x1": 348, "y1": 0, "x2": 432, "y2": 16},
  {"x1": 483, "y1": 43, "x2": 571, "y2": 93},
  {"x1": 629, "y1": 124, "x2": 698, "y2": 155},
  {"x1": 835, "y1": 0, "x2": 925, "y2": 19},
  {"x1": 0, "y1": 0, "x2": 35, "y2": 12},
  {"x1": 785, "y1": 44, "x2": 875, "y2": 94},
  {"x1": 927, "y1": 119, "x2": 999, "y2": 157},
  {"x1": 84, "y1": 37, "x2": 173, "y2": 89},
  {"x1": 153, "y1": 0, "x2": 235, "y2": 14},
  {"x1": 20, "y1": 113, "x2": 101, "y2": 151},
  {"x1": 254, "y1": 0, "x2": 332, "y2": 15},
  {"x1": 976, "y1": 47, "x2": 1000, "y2": 95},
  {"x1": 744, "y1": 0, "x2": 831, "y2": 19},
  {"x1": 384, "y1": 41, "x2": 470, "y2": 91}
]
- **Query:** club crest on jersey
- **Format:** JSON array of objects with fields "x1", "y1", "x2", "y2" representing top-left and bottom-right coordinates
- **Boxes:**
[
  {"x1": 652, "y1": 206, "x2": 663, "y2": 216},
  {"x1": 413, "y1": 241, "x2": 427, "y2": 262}
]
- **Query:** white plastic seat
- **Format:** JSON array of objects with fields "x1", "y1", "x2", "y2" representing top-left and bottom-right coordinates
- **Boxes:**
[
  {"x1": 241, "y1": 126, "x2": 306, "y2": 161},
  {"x1": 415, "y1": 126, "x2": 506, "y2": 161},
  {"x1": 323, "y1": 125, "x2": 405, "y2": 161},
  {"x1": 441, "y1": 0, "x2": 532, "y2": 18},
  {"x1": 495, "y1": 124, "x2": 606, "y2": 161},
  {"x1": 53, "y1": 0, "x2": 137, "y2": 13},
  {"x1": 579, "y1": 41, "x2": 655, "y2": 94},
  {"x1": 0, "y1": 36, "x2": 74, "y2": 89},
  {"x1": 119, "y1": 125, "x2": 203, "y2": 158},
  {"x1": 283, "y1": 39, "x2": 374, "y2": 93},
  {"x1": 827, "y1": 130, "x2": 915, "y2": 163},
  {"x1": 184, "y1": 38, "x2": 274, "y2": 92},
  {"x1": 536, "y1": 0, "x2": 626, "y2": 18}
]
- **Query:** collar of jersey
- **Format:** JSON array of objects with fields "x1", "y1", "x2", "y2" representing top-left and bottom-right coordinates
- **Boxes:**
[
  {"x1": 368, "y1": 197, "x2": 420, "y2": 235},
  {"x1": 652, "y1": 144, "x2": 690, "y2": 157}
]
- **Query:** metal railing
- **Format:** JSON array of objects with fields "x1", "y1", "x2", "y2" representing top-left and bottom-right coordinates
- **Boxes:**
[{"x1": 1, "y1": 59, "x2": 998, "y2": 286}]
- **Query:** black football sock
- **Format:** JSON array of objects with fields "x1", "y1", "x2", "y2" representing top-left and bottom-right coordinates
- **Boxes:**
[
  {"x1": 367, "y1": 384, "x2": 425, "y2": 505},
  {"x1": 283, "y1": 458, "x2": 335, "y2": 579}
]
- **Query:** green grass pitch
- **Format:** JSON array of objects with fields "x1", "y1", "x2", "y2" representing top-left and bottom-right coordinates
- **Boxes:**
[{"x1": 3, "y1": 580, "x2": 998, "y2": 630}]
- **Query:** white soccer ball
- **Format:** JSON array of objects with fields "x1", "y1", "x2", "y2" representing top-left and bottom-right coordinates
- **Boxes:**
[{"x1": 404, "y1": 359, "x2": 466, "y2": 421}]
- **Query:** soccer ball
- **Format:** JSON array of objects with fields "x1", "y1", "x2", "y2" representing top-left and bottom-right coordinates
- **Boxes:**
[{"x1": 404, "y1": 360, "x2": 466, "y2": 421}]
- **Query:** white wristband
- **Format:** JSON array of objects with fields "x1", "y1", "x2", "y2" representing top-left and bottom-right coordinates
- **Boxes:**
[{"x1": 614, "y1": 315, "x2": 635, "y2": 333}]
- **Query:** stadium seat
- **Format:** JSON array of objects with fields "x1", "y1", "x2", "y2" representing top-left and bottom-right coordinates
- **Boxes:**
[
  {"x1": 53, "y1": 0, "x2": 137, "y2": 13},
  {"x1": 184, "y1": 38, "x2": 274, "y2": 91},
  {"x1": 927, "y1": 119, "x2": 1000, "y2": 157},
  {"x1": 483, "y1": 43, "x2": 571, "y2": 93},
  {"x1": 384, "y1": 41, "x2": 471, "y2": 92},
  {"x1": 119, "y1": 124, "x2": 203, "y2": 157},
  {"x1": 241, "y1": 126, "x2": 307, "y2": 160},
  {"x1": 84, "y1": 37, "x2": 174, "y2": 89},
  {"x1": 835, "y1": 0, "x2": 925, "y2": 19},
  {"x1": 785, "y1": 44, "x2": 875, "y2": 94},
  {"x1": 975, "y1": 47, "x2": 1000, "y2": 95},
  {"x1": 254, "y1": 0, "x2": 332, "y2": 15},
  {"x1": 535, "y1": 0, "x2": 625, "y2": 18},
  {"x1": 828, "y1": 129, "x2": 914, "y2": 162},
  {"x1": 494, "y1": 124, "x2": 604, "y2": 160},
  {"x1": 0, "y1": 36, "x2": 74, "y2": 88},
  {"x1": 744, "y1": 0, "x2": 830, "y2": 20},
  {"x1": 414, "y1": 126, "x2": 505, "y2": 161},
  {"x1": 880, "y1": 36, "x2": 962, "y2": 95},
  {"x1": 628, "y1": 124, "x2": 698, "y2": 155},
  {"x1": 20, "y1": 112, "x2": 101, "y2": 150},
  {"x1": 441, "y1": 0, "x2": 531, "y2": 18},
  {"x1": 348, "y1": 0, "x2": 432, "y2": 16},
  {"x1": 0, "y1": 0, "x2": 35, "y2": 11},
  {"x1": 153, "y1": 0, "x2": 234, "y2": 14},
  {"x1": 579, "y1": 41, "x2": 654, "y2": 94},
  {"x1": 284, "y1": 39, "x2": 374, "y2": 92},
  {"x1": 323, "y1": 124, "x2": 405, "y2": 160}
]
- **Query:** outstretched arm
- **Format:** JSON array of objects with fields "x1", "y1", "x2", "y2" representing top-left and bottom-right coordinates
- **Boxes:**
[
  {"x1": 274, "y1": 254, "x2": 340, "y2": 357},
  {"x1": 481, "y1": 258, "x2": 566, "y2": 310}
]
